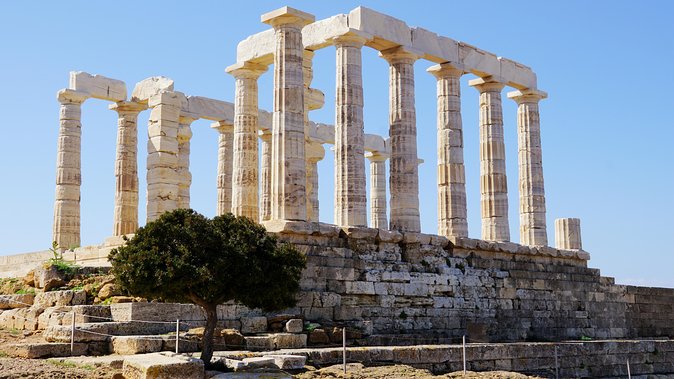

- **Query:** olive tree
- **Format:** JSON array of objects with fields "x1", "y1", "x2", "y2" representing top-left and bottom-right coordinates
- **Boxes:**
[{"x1": 109, "y1": 209, "x2": 306, "y2": 366}]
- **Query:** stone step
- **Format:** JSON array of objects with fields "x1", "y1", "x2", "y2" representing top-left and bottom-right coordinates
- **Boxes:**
[
  {"x1": 122, "y1": 352, "x2": 205, "y2": 379},
  {"x1": 244, "y1": 333, "x2": 307, "y2": 351},
  {"x1": 44, "y1": 321, "x2": 177, "y2": 343},
  {"x1": 0, "y1": 342, "x2": 87, "y2": 358}
]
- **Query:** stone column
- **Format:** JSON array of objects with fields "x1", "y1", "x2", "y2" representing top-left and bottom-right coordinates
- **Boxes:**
[
  {"x1": 212, "y1": 122, "x2": 234, "y2": 216},
  {"x1": 306, "y1": 142, "x2": 325, "y2": 222},
  {"x1": 366, "y1": 152, "x2": 388, "y2": 229},
  {"x1": 380, "y1": 46, "x2": 421, "y2": 232},
  {"x1": 508, "y1": 89, "x2": 548, "y2": 246},
  {"x1": 555, "y1": 218, "x2": 582, "y2": 250},
  {"x1": 227, "y1": 62, "x2": 267, "y2": 220},
  {"x1": 146, "y1": 91, "x2": 181, "y2": 222},
  {"x1": 428, "y1": 63, "x2": 468, "y2": 238},
  {"x1": 53, "y1": 89, "x2": 87, "y2": 249},
  {"x1": 177, "y1": 116, "x2": 195, "y2": 210},
  {"x1": 469, "y1": 77, "x2": 510, "y2": 241},
  {"x1": 259, "y1": 130, "x2": 272, "y2": 222},
  {"x1": 262, "y1": 7, "x2": 315, "y2": 221},
  {"x1": 334, "y1": 32, "x2": 368, "y2": 227},
  {"x1": 110, "y1": 101, "x2": 145, "y2": 236}
]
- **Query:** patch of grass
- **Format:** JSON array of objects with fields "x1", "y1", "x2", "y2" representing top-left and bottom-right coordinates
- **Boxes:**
[
  {"x1": 8, "y1": 328, "x2": 21, "y2": 336},
  {"x1": 15, "y1": 288, "x2": 35, "y2": 295},
  {"x1": 0, "y1": 351, "x2": 9, "y2": 358},
  {"x1": 101, "y1": 297, "x2": 113, "y2": 305},
  {"x1": 47, "y1": 359, "x2": 78, "y2": 368}
]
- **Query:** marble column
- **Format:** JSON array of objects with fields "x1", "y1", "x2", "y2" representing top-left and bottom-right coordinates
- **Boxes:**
[
  {"x1": 428, "y1": 63, "x2": 468, "y2": 238},
  {"x1": 334, "y1": 32, "x2": 368, "y2": 227},
  {"x1": 259, "y1": 130, "x2": 272, "y2": 222},
  {"x1": 262, "y1": 7, "x2": 314, "y2": 221},
  {"x1": 212, "y1": 121, "x2": 234, "y2": 216},
  {"x1": 380, "y1": 46, "x2": 421, "y2": 232},
  {"x1": 555, "y1": 218, "x2": 582, "y2": 250},
  {"x1": 469, "y1": 77, "x2": 509, "y2": 241},
  {"x1": 366, "y1": 152, "x2": 388, "y2": 229},
  {"x1": 177, "y1": 116, "x2": 195, "y2": 210},
  {"x1": 508, "y1": 89, "x2": 548, "y2": 246},
  {"x1": 109, "y1": 101, "x2": 145, "y2": 236},
  {"x1": 53, "y1": 89, "x2": 88, "y2": 249},
  {"x1": 306, "y1": 142, "x2": 325, "y2": 222},
  {"x1": 227, "y1": 62, "x2": 267, "y2": 220}
]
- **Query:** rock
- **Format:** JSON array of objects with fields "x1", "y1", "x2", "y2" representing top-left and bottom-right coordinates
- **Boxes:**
[
  {"x1": 23, "y1": 270, "x2": 35, "y2": 286},
  {"x1": 122, "y1": 352, "x2": 204, "y2": 379},
  {"x1": 225, "y1": 357, "x2": 275, "y2": 371},
  {"x1": 110, "y1": 296, "x2": 135, "y2": 303},
  {"x1": 272, "y1": 333, "x2": 307, "y2": 349},
  {"x1": 34, "y1": 265, "x2": 68, "y2": 291},
  {"x1": 1, "y1": 342, "x2": 87, "y2": 358},
  {"x1": 34, "y1": 290, "x2": 86, "y2": 309},
  {"x1": 220, "y1": 329, "x2": 245, "y2": 348},
  {"x1": 111, "y1": 336, "x2": 164, "y2": 355},
  {"x1": 240, "y1": 316, "x2": 267, "y2": 334},
  {"x1": 284, "y1": 319, "x2": 303, "y2": 334},
  {"x1": 264, "y1": 354, "x2": 306, "y2": 370},
  {"x1": 98, "y1": 283, "x2": 120, "y2": 300},
  {"x1": 0, "y1": 294, "x2": 34, "y2": 309},
  {"x1": 308, "y1": 329, "x2": 330, "y2": 345},
  {"x1": 245, "y1": 336, "x2": 274, "y2": 351}
]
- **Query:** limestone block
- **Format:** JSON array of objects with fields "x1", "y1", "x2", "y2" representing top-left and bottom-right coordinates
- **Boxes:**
[
  {"x1": 459, "y1": 42, "x2": 500, "y2": 78},
  {"x1": 345, "y1": 281, "x2": 375, "y2": 295},
  {"x1": 364, "y1": 134, "x2": 387, "y2": 153},
  {"x1": 348, "y1": 7, "x2": 411, "y2": 50},
  {"x1": 264, "y1": 354, "x2": 306, "y2": 370},
  {"x1": 186, "y1": 96, "x2": 234, "y2": 122},
  {"x1": 499, "y1": 57, "x2": 537, "y2": 90},
  {"x1": 284, "y1": 319, "x2": 303, "y2": 334},
  {"x1": 34, "y1": 290, "x2": 86, "y2": 309},
  {"x1": 241, "y1": 316, "x2": 268, "y2": 334},
  {"x1": 44, "y1": 323, "x2": 109, "y2": 343},
  {"x1": 122, "y1": 352, "x2": 204, "y2": 379},
  {"x1": 37, "y1": 307, "x2": 71, "y2": 329},
  {"x1": 0, "y1": 294, "x2": 34, "y2": 309},
  {"x1": 236, "y1": 29, "x2": 275, "y2": 65},
  {"x1": 273, "y1": 333, "x2": 307, "y2": 349},
  {"x1": 245, "y1": 335, "x2": 274, "y2": 351},
  {"x1": 131, "y1": 77, "x2": 174, "y2": 103},
  {"x1": 411, "y1": 28, "x2": 459, "y2": 64},
  {"x1": 303, "y1": 14, "x2": 350, "y2": 50},
  {"x1": 2, "y1": 342, "x2": 87, "y2": 358},
  {"x1": 111, "y1": 336, "x2": 164, "y2": 355},
  {"x1": 377, "y1": 229, "x2": 403, "y2": 243},
  {"x1": 110, "y1": 303, "x2": 183, "y2": 322},
  {"x1": 69, "y1": 71, "x2": 127, "y2": 102}
]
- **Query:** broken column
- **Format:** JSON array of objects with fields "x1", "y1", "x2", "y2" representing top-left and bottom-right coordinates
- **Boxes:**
[
  {"x1": 380, "y1": 46, "x2": 421, "y2": 232},
  {"x1": 177, "y1": 116, "x2": 195, "y2": 210},
  {"x1": 469, "y1": 77, "x2": 510, "y2": 242},
  {"x1": 259, "y1": 130, "x2": 272, "y2": 222},
  {"x1": 110, "y1": 101, "x2": 145, "y2": 236},
  {"x1": 53, "y1": 89, "x2": 88, "y2": 248},
  {"x1": 555, "y1": 218, "x2": 582, "y2": 250},
  {"x1": 508, "y1": 89, "x2": 548, "y2": 246},
  {"x1": 262, "y1": 6, "x2": 315, "y2": 221},
  {"x1": 428, "y1": 63, "x2": 468, "y2": 238},
  {"x1": 227, "y1": 62, "x2": 267, "y2": 220},
  {"x1": 146, "y1": 91, "x2": 181, "y2": 222},
  {"x1": 334, "y1": 31, "x2": 368, "y2": 227},
  {"x1": 366, "y1": 152, "x2": 388, "y2": 229},
  {"x1": 212, "y1": 121, "x2": 234, "y2": 216}
]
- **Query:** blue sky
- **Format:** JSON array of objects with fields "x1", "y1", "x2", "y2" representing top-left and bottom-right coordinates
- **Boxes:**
[{"x1": 0, "y1": 1, "x2": 672, "y2": 287}]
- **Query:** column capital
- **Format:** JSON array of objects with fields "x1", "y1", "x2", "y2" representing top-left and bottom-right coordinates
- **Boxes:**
[
  {"x1": 427, "y1": 62, "x2": 466, "y2": 79},
  {"x1": 57, "y1": 89, "x2": 88, "y2": 104},
  {"x1": 306, "y1": 141, "x2": 325, "y2": 163},
  {"x1": 225, "y1": 62, "x2": 268, "y2": 79},
  {"x1": 331, "y1": 30, "x2": 371, "y2": 47},
  {"x1": 507, "y1": 88, "x2": 548, "y2": 104},
  {"x1": 109, "y1": 101, "x2": 147, "y2": 114},
  {"x1": 468, "y1": 76, "x2": 507, "y2": 92},
  {"x1": 379, "y1": 45, "x2": 423, "y2": 64},
  {"x1": 261, "y1": 6, "x2": 314, "y2": 29},
  {"x1": 365, "y1": 151, "x2": 389, "y2": 162},
  {"x1": 211, "y1": 121, "x2": 233, "y2": 133}
]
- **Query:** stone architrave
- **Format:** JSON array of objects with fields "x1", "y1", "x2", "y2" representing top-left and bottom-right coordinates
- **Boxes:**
[
  {"x1": 508, "y1": 89, "x2": 548, "y2": 246},
  {"x1": 110, "y1": 101, "x2": 146, "y2": 236},
  {"x1": 146, "y1": 91, "x2": 181, "y2": 222},
  {"x1": 177, "y1": 116, "x2": 195, "y2": 210},
  {"x1": 305, "y1": 142, "x2": 325, "y2": 222},
  {"x1": 53, "y1": 89, "x2": 88, "y2": 249},
  {"x1": 555, "y1": 218, "x2": 582, "y2": 250},
  {"x1": 366, "y1": 152, "x2": 389, "y2": 229},
  {"x1": 334, "y1": 31, "x2": 368, "y2": 227},
  {"x1": 428, "y1": 63, "x2": 468, "y2": 238},
  {"x1": 212, "y1": 121, "x2": 234, "y2": 216},
  {"x1": 469, "y1": 77, "x2": 510, "y2": 242},
  {"x1": 380, "y1": 46, "x2": 421, "y2": 232},
  {"x1": 259, "y1": 130, "x2": 272, "y2": 222},
  {"x1": 227, "y1": 62, "x2": 267, "y2": 220},
  {"x1": 262, "y1": 6, "x2": 315, "y2": 221}
]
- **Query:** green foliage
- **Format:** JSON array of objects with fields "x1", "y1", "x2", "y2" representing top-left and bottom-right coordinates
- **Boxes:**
[
  {"x1": 46, "y1": 241, "x2": 79, "y2": 278},
  {"x1": 14, "y1": 288, "x2": 35, "y2": 295},
  {"x1": 399, "y1": 310, "x2": 408, "y2": 320},
  {"x1": 580, "y1": 335, "x2": 592, "y2": 341}
]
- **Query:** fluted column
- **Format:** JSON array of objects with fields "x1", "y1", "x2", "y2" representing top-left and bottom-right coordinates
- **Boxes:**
[
  {"x1": 334, "y1": 32, "x2": 368, "y2": 227},
  {"x1": 380, "y1": 46, "x2": 421, "y2": 232},
  {"x1": 555, "y1": 218, "x2": 582, "y2": 250},
  {"x1": 366, "y1": 152, "x2": 388, "y2": 229},
  {"x1": 259, "y1": 130, "x2": 272, "y2": 222},
  {"x1": 177, "y1": 116, "x2": 195, "y2": 210},
  {"x1": 227, "y1": 62, "x2": 267, "y2": 220},
  {"x1": 469, "y1": 77, "x2": 509, "y2": 241},
  {"x1": 110, "y1": 101, "x2": 145, "y2": 236},
  {"x1": 508, "y1": 89, "x2": 548, "y2": 246},
  {"x1": 212, "y1": 121, "x2": 234, "y2": 216},
  {"x1": 428, "y1": 63, "x2": 468, "y2": 238},
  {"x1": 53, "y1": 89, "x2": 88, "y2": 249},
  {"x1": 306, "y1": 142, "x2": 325, "y2": 222},
  {"x1": 262, "y1": 7, "x2": 315, "y2": 221}
]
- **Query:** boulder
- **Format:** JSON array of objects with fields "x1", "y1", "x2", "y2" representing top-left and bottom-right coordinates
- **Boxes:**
[
  {"x1": 308, "y1": 329, "x2": 330, "y2": 345},
  {"x1": 34, "y1": 265, "x2": 68, "y2": 291},
  {"x1": 122, "y1": 352, "x2": 204, "y2": 379},
  {"x1": 284, "y1": 319, "x2": 303, "y2": 334},
  {"x1": 98, "y1": 283, "x2": 120, "y2": 300},
  {"x1": 34, "y1": 290, "x2": 86, "y2": 309},
  {"x1": 23, "y1": 270, "x2": 35, "y2": 286},
  {"x1": 225, "y1": 357, "x2": 275, "y2": 371}
]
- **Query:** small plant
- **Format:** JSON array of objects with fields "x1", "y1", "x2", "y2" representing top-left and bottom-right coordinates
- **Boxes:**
[
  {"x1": 47, "y1": 359, "x2": 78, "y2": 368},
  {"x1": 46, "y1": 241, "x2": 79, "y2": 277},
  {"x1": 8, "y1": 328, "x2": 21, "y2": 336},
  {"x1": 399, "y1": 310, "x2": 408, "y2": 320},
  {"x1": 580, "y1": 335, "x2": 592, "y2": 341},
  {"x1": 455, "y1": 262, "x2": 466, "y2": 274},
  {"x1": 49, "y1": 241, "x2": 63, "y2": 261},
  {"x1": 101, "y1": 297, "x2": 114, "y2": 305},
  {"x1": 14, "y1": 288, "x2": 35, "y2": 295}
]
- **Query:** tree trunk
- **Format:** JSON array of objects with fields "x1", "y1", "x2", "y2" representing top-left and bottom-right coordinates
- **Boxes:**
[{"x1": 200, "y1": 303, "x2": 218, "y2": 368}]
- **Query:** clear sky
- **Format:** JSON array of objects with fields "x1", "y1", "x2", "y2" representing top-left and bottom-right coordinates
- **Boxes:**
[{"x1": 0, "y1": 1, "x2": 672, "y2": 287}]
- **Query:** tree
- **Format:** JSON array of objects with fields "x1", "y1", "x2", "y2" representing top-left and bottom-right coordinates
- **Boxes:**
[{"x1": 109, "y1": 209, "x2": 306, "y2": 366}]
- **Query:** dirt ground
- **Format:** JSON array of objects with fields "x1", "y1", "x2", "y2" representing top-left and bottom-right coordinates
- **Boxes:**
[
  {"x1": 296, "y1": 363, "x2": 542, "y2": 379},
  {"x1": 0, "y1": 358, "x2": 120, "y2": 379}
]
